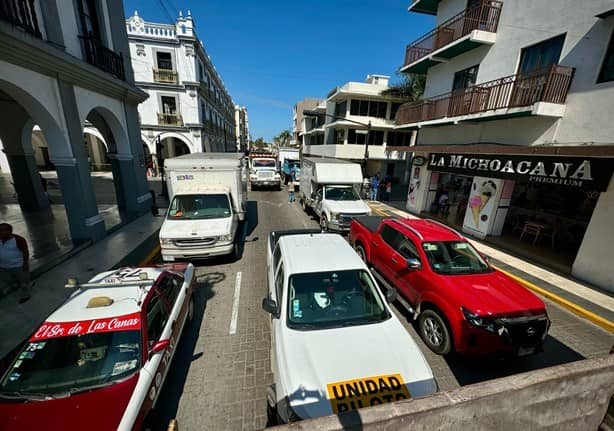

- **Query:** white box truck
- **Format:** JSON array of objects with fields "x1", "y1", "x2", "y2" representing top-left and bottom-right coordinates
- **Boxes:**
[
  {"x1": 160, "y1": 153, "x2": 247, "y2": 261},
  {"x1": 249, "y1": 152, "x2": 281, "y2": 190},
  {"x1": 299, "y1": 157, "x2": 371, "y2": 232}
]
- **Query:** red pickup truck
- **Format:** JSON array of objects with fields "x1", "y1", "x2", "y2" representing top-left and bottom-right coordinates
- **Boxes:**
[{"x1": 349, "y1": 216, "x2": 550, "y2": 356}]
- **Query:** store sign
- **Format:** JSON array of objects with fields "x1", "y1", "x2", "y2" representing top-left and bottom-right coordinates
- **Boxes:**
[
  {"x1": 412, "y1": 156, "x2": 427, "y2": 166},
  {"x1": 427, "y1": 153, "x2": 614, "y2": 191}
]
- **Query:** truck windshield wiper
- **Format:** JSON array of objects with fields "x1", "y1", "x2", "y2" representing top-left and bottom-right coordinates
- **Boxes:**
[{"x1": 0, "y1": 391, "x2": 52, "y2": 401}]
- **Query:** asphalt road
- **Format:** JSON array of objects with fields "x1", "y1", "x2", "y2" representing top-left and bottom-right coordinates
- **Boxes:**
[{"x1": 152, "y1": 188, "x2": 614, "y2": 430}]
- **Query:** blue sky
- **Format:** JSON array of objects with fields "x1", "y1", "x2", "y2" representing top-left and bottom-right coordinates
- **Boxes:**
[{"x1": 123, "y1": 0, "x2": 434, "y2": 141}]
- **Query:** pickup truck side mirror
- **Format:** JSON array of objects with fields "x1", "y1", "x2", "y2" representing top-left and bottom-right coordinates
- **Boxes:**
[
  {"x1": 385, "y1": 288, "x2": 397, "y2": 303},
  {"x1": 262, "y1": 297, "x2": 280, "y2": 318},
  {"x1": 407, "y1": 258, "x2": 422, "y2": 270},
  {"x1": 149, "y1": 339, "x2": 170, "y2": 356}
]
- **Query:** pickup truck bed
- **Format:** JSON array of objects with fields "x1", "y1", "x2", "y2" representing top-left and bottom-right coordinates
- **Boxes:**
[{"x1": 352, "y1": 216, "x2": 389, "y2": 233}]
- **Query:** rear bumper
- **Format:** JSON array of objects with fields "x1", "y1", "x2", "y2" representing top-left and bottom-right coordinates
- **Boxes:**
[{"x1": 161, "y1": 243, "x2": 234, "y2": 261}]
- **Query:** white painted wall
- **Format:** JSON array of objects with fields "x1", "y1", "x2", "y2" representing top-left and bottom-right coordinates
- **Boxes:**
[
  {"x1": 572, "y1": 177, "x2": 614, "y2": 292},
  {"x1": 56, "y1": 0, "x2": 84, "y2": 59},
  {"x1": 421, "y1": 0, "x2": 614, "y2": 145}
]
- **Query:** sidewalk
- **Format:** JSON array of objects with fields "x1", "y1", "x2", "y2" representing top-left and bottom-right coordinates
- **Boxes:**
[
  {"x1": 368, "y1": 200, "x2": 614, "y2": 333},
  {"x1": 0, "y1": 212, "x2": 164, "y2": 359}
]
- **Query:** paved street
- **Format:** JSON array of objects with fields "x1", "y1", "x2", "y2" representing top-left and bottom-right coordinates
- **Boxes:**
[{"x1": 151, "y1": 189, "x2": 614, "y2": 430}]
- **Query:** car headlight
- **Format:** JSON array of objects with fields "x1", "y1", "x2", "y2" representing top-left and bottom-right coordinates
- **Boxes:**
[
  {"x1": 160, "y1": 238, "x2": 173, "y2": 245},
  {"x1": 218, "y1": 233, "x2": 233, "y2": 242},
  {"x1": 330, "y1": 212, "x2": 339, "y2": 221},
  {"x1": 274, "y1": 174, "x2": 281, "y2": 179},
  {"x1": 462, "y1": 306, "x2": 497, "y2": 333}
]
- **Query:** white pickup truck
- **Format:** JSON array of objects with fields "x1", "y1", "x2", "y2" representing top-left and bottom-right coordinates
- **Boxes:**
[
  {"x1": 299, "y1": 157, "x2": 371, "y2": 231},
  {"x1": 160, "y1": 153, "x2": 247, "y2": 261},
  {"x1": 262, "y1": 230, "x2": 437, "y2": 424},
  {"x1": 249, "y1": 155, "x2": 281, "y2": 190}
]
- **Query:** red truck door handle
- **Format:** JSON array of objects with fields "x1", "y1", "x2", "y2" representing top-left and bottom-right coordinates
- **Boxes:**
[
  {"x1": 371, "y1": 241, "x2": 378, "y2": 247},
  {"x1": 391, "y1": 256, "x2": 398, "y2": 263}
]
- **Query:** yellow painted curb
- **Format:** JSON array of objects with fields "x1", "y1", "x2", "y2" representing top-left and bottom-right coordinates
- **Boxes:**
[
  {"x1": 138, "y1": 244, "x2": 161, "y2": 266},
  {"x1": 495, "y1": 266, "x2": 614, "y2": 334}
]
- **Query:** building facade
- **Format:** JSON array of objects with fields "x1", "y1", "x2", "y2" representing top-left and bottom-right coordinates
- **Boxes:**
[
  {"x1": 303, "y1": 75, "x2": 415, "y2": 180},
  {"x1": 126, "y1": 10, "x2": 236, "y2": 162},
  {"x1": 292, "y1": 98, "x2": 321, "y2": 149},
  {"x1": 234, "y1": 105, "x2": 249, "y2": 152},
  {"x1": 394, "y1": 0, "x2": 614, "y2": 291},
  {"x1": 0, "y1": 0, "x2": 151, "y2": 242}
]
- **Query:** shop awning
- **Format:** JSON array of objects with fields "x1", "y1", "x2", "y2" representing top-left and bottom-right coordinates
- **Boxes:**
[{"x1": 387, "y1": 144, "x2": 614, "y2": 157}]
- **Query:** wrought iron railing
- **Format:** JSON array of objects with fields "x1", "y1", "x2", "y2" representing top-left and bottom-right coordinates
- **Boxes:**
[
  {"x1": 395, "y1": 65, "x2": 574, "y2": 125},
  {"x1": 403, "y1": 0, "x2": 503, "y2": 67},
  {"x1": 157, "y1": 113, "x2": 183, "y2": 126},
  {"x1": 153, "y1": 68, "x2": 178, "y2": 83},
  {"x1": 0, "y1": 0, "x2": 41, "y2": 37},
  {"x1": 79, "y1": 33, "x2": 125, "y2": 80}
]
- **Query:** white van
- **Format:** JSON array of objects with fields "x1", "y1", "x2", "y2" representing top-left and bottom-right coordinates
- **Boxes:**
[
  {"x1": 160, "y1": 153, "x2": 247, "y2": 261},
  {"x1": 299, "y1": 157, "x2": 371, "y2": 231}
]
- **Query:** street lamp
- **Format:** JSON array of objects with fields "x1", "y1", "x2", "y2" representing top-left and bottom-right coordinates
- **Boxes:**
[{"x1": 303, "y1": 110, "x2": 372, "y2": 175}]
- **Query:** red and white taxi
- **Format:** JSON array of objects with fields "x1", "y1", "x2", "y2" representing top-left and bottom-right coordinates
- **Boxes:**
[{"x1": 0, "y1": 264, "x2": 195, "y2": 431}]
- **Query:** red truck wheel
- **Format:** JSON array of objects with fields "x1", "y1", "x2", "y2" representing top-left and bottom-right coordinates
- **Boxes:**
[
  {"x1": 355, "y1": 244, "x2": 368, "y2": 264},
  {"x1": 419, "y1": 309, "x2": 452, "y2": 355}
]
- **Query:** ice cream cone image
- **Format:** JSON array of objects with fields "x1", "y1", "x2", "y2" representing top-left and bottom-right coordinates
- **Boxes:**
[
  {"x1": 478, "y1": 180, "x2": 497, "y2": 211},
  {"x1": 469, "y1": 195, "x2": 482, "y2": 226}
]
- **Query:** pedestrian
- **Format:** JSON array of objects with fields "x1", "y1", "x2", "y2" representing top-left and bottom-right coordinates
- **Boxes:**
[
  {"x1": 0, "y1": 223, "x2": 31, "y2": 303},
  {"x1": 287, "y1": 180, "x2": 295, "y2": 203},
  {"x1": 438, "y1": 190, "x2": 450, "y2": 217},
  {"x1": 369, "y1": 174, "x2": 380, "y2": 201},
  {"x1": 384, "y1": 179, "x2": 392, "y2": 202}
]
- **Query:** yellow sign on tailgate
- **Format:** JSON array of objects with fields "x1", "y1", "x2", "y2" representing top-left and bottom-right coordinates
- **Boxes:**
[{"x1": 326, "y1": 373, "x2": 410, "y2": 413}]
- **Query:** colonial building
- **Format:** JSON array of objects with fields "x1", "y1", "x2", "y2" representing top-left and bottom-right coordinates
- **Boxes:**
[
  {"x1": 126, "y1": 10, "x2": 236, "y2": 161},
  {"x1": 393, "y1": 0, "x2": 614, "y2": 290},
  {"x1": 0, "y1": 0, "x2": 151, "y2": 242},
  {"x1": 303, "y1": 75, "x2": 415, "y2": 180},
  {"x1": 234, "y1": 105, "x2": 249, "y2": 152}
]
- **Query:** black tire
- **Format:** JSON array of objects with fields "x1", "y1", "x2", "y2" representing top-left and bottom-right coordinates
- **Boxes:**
[
  {"x1": 418, "y1": 309, "x2": 452, "y2": 355},
  {"x1": 320, "y1": 215, "x2": 328, "y2": 232},
  {"x1": 232, "y1": 240, "x2": 241, "y2": 262},
  {"x1": 187, "y1": 297, "x2": 195, "y2": 324},
  {"x1": 266, "y1": 402, "x2": 279, "y2": 426},
  {"x1": 355, "y1": 244, "x2": 368, "y2": 264}
]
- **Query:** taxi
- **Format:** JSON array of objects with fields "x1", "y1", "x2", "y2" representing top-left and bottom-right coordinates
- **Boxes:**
[
  {"x1": 262, "y1": 230, "x2": 437, "y2": 423},
  {"x1": 0, "y1": 264, "x2": 196, "y2": 431}
]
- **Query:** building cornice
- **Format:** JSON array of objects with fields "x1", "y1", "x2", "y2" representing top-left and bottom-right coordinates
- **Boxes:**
[
  {"x1": 0, "y1": 26, "x2": 148, "y2": 103},
  {"x1": 135, "y1": 81, "x2": 185, "y2": 91}
]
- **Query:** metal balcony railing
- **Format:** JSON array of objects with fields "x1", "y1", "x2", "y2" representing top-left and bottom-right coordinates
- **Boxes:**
[
  {"x1": 157, "y1": 112, "x2": 183, "y2": 126},
  {"x1": 153, "y1": 68, "x2": 178, "y2": 83},
  {"x1": 395, "y1": 65, "x2": 574, "y2": 126},
  {"x1": 403, "y1": 0, "x2": 503, "y2": 67},
  {"x1": 80, "y1": 33, "x2": 125, "y2": 80},
  {"x1": 0, "y1": 0, "x2": 41, "y2": 37}
]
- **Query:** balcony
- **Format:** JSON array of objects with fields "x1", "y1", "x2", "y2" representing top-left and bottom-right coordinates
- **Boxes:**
[
  {"x1": 80, "y1": 33, "x2": 125, "y2": 80},
  {"x1": 401, "y1": 1, "x2": 503, "y2": 74},
  {"x1": 0, "y1": 0, "x2": 41, "y2": 37},
  {"x1": 396, "y1": 65, "x2": 574, "y2": 128},
  {"x1": 157, "y1": 113, "x2": 183, "y2": 126},
  {"x1": 153, "y1": 68, "x2": 178, "y2": 84}
]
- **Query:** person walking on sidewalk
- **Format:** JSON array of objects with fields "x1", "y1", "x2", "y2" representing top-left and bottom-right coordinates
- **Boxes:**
[
  {"x1": 287, "y1": 170, "x2": 296, "y2": 203},
  {"x1": 369, "y1": 174, "x2": 380, "y2": 201},
  {"x1": 0, "y1": 223, "x2": 31, "y2": 303}
]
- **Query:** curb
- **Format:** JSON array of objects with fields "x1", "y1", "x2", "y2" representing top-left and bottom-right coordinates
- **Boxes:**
[
  {"x1": 494, "y1": 266, "x2": 614, "y2": 334},
  {"x1": 139, "y1": 244, "x2": 161, "y2": 266}
]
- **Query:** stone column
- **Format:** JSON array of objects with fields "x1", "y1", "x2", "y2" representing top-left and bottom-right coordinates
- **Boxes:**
[
  {"x1": 108, "y1": 153, "x2": 142, "y2": 215},
  {"x1": 5, "y1": 147, "x2": 48, "y2": 210}
]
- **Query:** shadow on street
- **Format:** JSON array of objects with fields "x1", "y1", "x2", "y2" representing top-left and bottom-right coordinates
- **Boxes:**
[{"x1": 147, "y1": 271, "x2": 224, "y2": 429}]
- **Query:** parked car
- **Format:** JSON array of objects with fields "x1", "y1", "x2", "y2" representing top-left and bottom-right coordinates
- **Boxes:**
[
  {"x1": 349, "y1": 216, "x2": 550, "y2": 356},
  {"x1": 0, "y1": 264, "x2": 196, "y2": 431},
  {"x1": 299, "y1": 157, "x2": 371, "y2": 232},
  {"x1": 262, "y1": 229, "x2": 437, "y2": 424},
  {"x1": 161, "y1": 153, "x2": 247, "y2": 261}
]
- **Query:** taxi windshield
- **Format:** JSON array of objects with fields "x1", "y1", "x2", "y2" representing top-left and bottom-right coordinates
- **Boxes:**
[
  {"x1": 421, "y1": 241, "x2": 492, "y2": 275},
  {"x1": 0, "y1": 331, "x2": 141, "y2": 397},
  {"x1": 168, "y1": 193, "x2": 231, "y2": 220},
  {"x1": 324, "y1": 186, "x2": 360, "y2": 201},
  {"x1": 286, "y1": 269, "x2": 390, "y2": 330}
]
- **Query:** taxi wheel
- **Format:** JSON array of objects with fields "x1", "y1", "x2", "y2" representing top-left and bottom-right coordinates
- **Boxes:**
[
  {"x1": 355, "y1": 244, "x2": 368, "y2": 264},
  {"x1": 419, "y1": 310, "x2": 452, "y2": 355},
  {"x1": 266, "y1": 402, "x2": 279, "y2": 426},
  {"x1": 187, "y1": 297, "x2": 195, "y2": 323}
]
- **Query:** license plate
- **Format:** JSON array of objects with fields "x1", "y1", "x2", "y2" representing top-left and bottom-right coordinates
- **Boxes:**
[{"x1": 518, "y1": 346, "x2": 535, "y2": 356}]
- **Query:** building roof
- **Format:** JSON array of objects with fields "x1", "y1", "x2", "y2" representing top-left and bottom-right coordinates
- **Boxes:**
[
  {"x1": 279, "y1": 234, "x2": 365, "y2": 276},
  {"x1": 46, "y1": 268, "x2": 166, "y2": 323}
]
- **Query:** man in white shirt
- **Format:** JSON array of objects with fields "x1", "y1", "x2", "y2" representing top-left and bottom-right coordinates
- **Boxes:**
[{"x1": 0, "y1": 223, "x2": 31, "y2": 303}]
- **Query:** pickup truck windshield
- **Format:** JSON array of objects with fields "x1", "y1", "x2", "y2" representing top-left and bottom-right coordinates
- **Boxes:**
[
  {"x1": 421, "y1": 241, "x2": 492, "y2": 275},
  {"x1": 325, "y1": 186, "x2": 359, "y2": 201},
  {"x1": 286, "y1": 269, "x2": 390, "y2": 330},
  {"x1": 0, "y1": 331, "x2": 140, "y2": 397},
  {"x1": 168, "y1": 194, "x2": 231, "y2": 220},
  {"x1": 253, "y1": 159, "x2": 276, "y2": 168}
]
